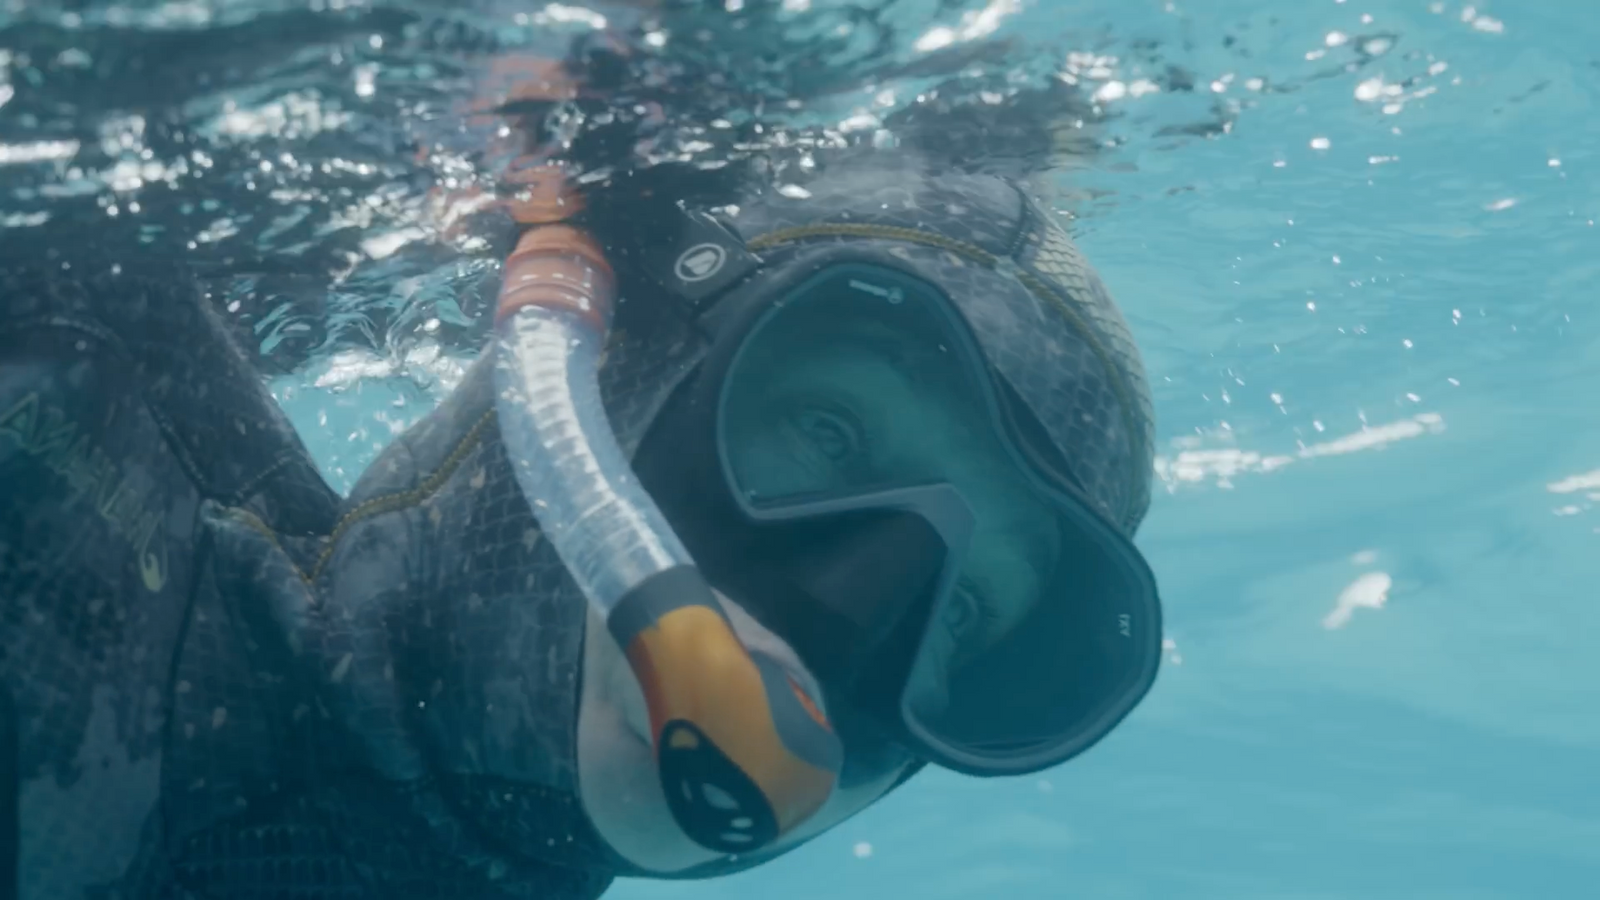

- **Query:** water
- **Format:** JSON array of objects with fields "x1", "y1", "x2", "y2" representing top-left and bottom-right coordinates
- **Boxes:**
[{"x1": 5, "y1": 0, "x2": 1598, "y2": 897}]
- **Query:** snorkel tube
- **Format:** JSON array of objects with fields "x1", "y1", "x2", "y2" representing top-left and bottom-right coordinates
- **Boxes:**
[{"x1": 490, "y1": 164, "x2": 842, "y2": 854}]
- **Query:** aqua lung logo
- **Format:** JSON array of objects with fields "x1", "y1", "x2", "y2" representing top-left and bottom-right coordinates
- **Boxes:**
[
  {"x1": 0, "y1": 391, "x2": 168, "y2": 593},
  {"x1": 674, "y1": 243, "x2": 728, "y2": 283},
  {"x1": 848, "y1": 278, "x2": 904, "y2": 304}
]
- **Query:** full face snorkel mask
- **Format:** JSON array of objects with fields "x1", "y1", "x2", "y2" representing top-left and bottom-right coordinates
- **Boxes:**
[
  {"x1": 634, "y1": 257, "x2": 1163, "y2": 778},
  {"x1": 491, "y1": 163, "x2": 1162, "y2": 855}
]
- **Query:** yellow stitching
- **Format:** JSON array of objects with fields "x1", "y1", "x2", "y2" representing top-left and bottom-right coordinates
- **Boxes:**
[
  {"x1": 748, "y1": 224, "x2": 996, "y2": 266},
  {"x1": 229, "y1": 452, "x2": 299, "y2": 507},
  {"x1": 748, "y1": 223, "x2": 1144, "y2": 517},
  {"x1": 309, "y1": 410, "x2": 498, "y2": 582},
  {"x1": 1011, "y1": 269, "x2": 1146, "y2": 476},
  {"x1": 221, "y1": 506, "x2": 313, "y2": 585}
]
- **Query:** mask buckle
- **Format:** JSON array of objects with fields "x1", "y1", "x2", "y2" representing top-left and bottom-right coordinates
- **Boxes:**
[{"x1": 637, "y1": 208, "x2": 763, "y2": 312}]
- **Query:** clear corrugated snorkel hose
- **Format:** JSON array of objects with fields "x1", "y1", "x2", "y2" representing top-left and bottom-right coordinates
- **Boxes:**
[
  {"x1": 489, "y1": 198, "x2": 842, "y2": 855},
  {"x1": 492, "y1": 226, "x2": 691, "y2": 610}
]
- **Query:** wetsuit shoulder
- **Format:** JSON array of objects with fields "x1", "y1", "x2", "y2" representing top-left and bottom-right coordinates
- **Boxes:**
[
  {"x1": 0, "y1": 264, "x2": 340, "y2": 533},
  {"x1": 298, "y1": 352, "x2": 611, "y2": 898},
  {"x1": 0, "y1": 262, "x2": 341, "y2": 899}
]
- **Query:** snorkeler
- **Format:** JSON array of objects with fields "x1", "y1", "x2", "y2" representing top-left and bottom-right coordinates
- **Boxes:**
[
  {"x1": 1, "y1": 146, "x2": 1162, "y2": 899},
  {"x1": 0, "y1": 0, "x2": 1164, "y2": 878}
]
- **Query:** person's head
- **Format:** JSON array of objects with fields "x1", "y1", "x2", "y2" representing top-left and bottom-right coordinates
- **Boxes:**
[
  {"x1": 461, "y1": 151, "x2": 1162, "y2": 877},
  {"x1": 614, "y1": 152, "x2": 1164, "y2": 803}
]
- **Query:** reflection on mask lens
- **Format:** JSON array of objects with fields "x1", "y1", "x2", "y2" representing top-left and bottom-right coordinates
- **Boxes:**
[{"x1": 716, "y1": 263, "x2": 1161, "y2": 775}]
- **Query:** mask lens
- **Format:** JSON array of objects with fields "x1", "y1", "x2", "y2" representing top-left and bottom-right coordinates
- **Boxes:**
[{"x1": 716, "y1": 263, "x2": 1161, "y2": 774}]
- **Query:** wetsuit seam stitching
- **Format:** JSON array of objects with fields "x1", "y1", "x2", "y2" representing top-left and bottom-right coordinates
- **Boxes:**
[
  {"x1": 308, "y1": 409, "x2": 498, "y2": 583},
  {"x1": 226, "y1": 452, "x2": 299, "y2": 505},
  {"x1": 221, "y1": 506, "x2": 313, "y2": 584},
  {"x1": 143, "y1": 404, "x2": 217, "y2": 498},
  {"x1": 1003, "y1": 181, "x2": 1033, "y2": 259},
  {"x1": 1009, "y1": 263, "x2": 1146, "y2": 521}
]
